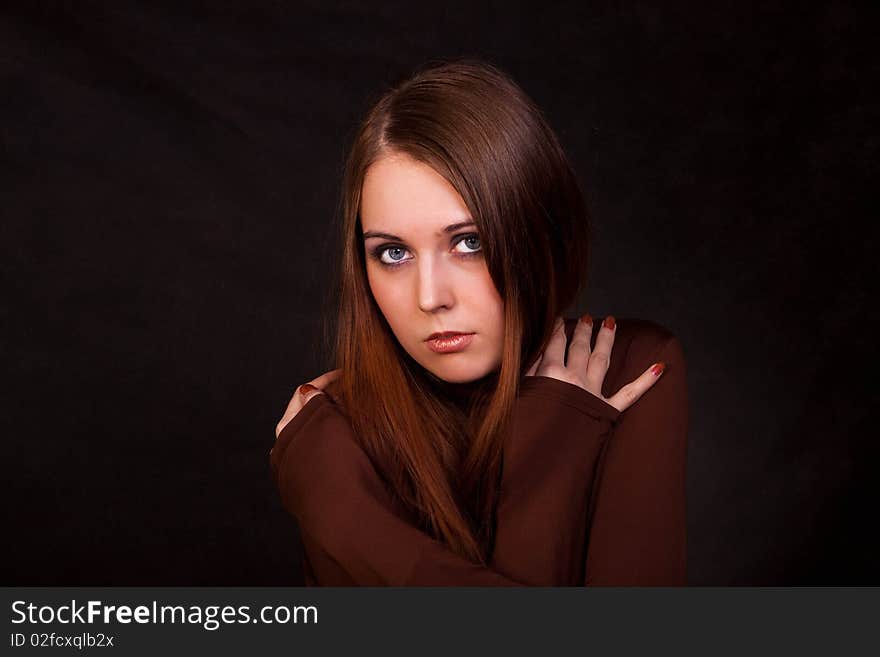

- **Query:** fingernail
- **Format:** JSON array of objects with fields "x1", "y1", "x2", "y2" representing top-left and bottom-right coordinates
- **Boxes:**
[
  {"x1": 650, "y1": 362, "x2": 665, "y2": 376},
  {"x1": 603, "y1": 316, "x2": 616, "y2": 331},
  {"x1": 580, "y1": 313, "x2": 593, "y2": 327},
  {"x1": 299, "y1": 383, "x2": 319, "y2": 395}
]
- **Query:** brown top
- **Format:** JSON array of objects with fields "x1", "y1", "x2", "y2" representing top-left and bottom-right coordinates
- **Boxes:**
[{"x1": 269, "y1": 317, "x2": 688, "y2": 586}]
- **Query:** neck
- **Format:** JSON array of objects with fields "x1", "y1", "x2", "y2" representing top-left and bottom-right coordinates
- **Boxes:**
[{"x1": 430, "y1": 369, "x2": 499, "y2": 409}]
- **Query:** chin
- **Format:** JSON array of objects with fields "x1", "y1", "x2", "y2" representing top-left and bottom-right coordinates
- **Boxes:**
[
  {"x1": 423, "y1": 360, "x2": 495, "y2": 384},
  {"x1": 433, "y1": 371, "x2": 479, "y2": 384}
]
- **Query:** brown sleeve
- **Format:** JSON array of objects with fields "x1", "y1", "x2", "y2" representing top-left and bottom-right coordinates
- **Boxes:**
[
  {"x1": 583, "y1": 335, "x2": 689, "y2": 585},
  {"x1": 271, "y1": 394, "x2": 520, "y2": 586},
  {"x1": 490, "y1": 375, "x2": 620, "y2": 585},
  {"x1": 270, "y1": 377, "x2": 620, "y2": 586}
]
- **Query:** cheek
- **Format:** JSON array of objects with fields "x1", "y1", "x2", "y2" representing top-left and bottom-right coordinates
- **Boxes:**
[
  {"x1": 367, "y1": 272, "x2": 389, "y2": 311},
  {"x1": 476, "y1": 272, "x2": 504, "y2": 316},
  {"x1": 468, "y1": 270, "x2": 505, "y2": 339},
  {"x1": 367, "y1": 270, "x2": 407, "y2": 326}
]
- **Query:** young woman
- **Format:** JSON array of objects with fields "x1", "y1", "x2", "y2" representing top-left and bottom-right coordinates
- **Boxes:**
[{"x1": 270, "y1": 59, "x2": 688, "y2": 586}]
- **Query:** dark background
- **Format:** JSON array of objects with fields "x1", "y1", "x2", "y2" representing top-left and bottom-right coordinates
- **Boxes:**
[{"x1": 2, "y1": 1, "x2": 875, "y2": 584}]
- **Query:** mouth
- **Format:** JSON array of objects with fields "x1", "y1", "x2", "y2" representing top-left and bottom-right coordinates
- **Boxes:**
[
  {"x1": 425, "y1": 331, "x2": 474, "y2": 341},
  {"x1": 425, "y1": 332, "x2": 476, "y2": 354}
]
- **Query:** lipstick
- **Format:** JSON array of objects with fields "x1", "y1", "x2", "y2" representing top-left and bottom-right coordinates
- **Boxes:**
[{"x1": 425, "y1": 332, "x2": 475, "y2": 354}]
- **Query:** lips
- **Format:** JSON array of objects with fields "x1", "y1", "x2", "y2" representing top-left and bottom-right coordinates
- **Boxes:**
[
  {"x1": 425, "y1": 332, "x2": 475, "y2": 354},
  {"x1": 426, "y1": 331, "x2": 473, "y2": 341}
]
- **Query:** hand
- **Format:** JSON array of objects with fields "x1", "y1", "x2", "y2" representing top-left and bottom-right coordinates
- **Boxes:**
[
  {"x1": 525, "y1": 315, "x2": 665, "y2": 413},
  {"x1": 274, "y1": 368, "x2": 341, "y2": 439}
]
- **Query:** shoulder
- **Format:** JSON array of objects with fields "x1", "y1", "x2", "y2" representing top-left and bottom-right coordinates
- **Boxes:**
[
  {"x1": 608, "y1": 317, "x2": 681, "y2": 362},
  {"x1": 564, "y1": 315, "x2": 679, "y2": 354},
  {"x1": 270, "y1": 390, "x2": 365, "y2": 497},
  {"x1": 322, "y1": 376, "x2": 343, "y2": 406},
  {"x1": 269, "y1": 391, "x2": 405, "y2": 532},
  {"x1": 563, "y1": 316, "x2": 686, "y2": 397}
]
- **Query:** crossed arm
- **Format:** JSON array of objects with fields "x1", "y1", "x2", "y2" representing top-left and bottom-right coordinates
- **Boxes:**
[{"x1": 270, "y1": 334, "x2": 687, "y2": 586}]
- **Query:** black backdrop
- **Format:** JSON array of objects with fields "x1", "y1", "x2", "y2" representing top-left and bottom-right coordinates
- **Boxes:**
[{"x1": 2, "y1": 1, "x2": 875, "y2": 585}]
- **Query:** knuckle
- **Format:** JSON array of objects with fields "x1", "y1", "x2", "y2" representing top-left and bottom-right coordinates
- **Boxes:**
[
  {"x1": 568, "y1": 340, "x2": 588, "y2": 354},
  {"x1": 589, "y1": 352, "x2": 610, "y2": 367},
  {"x1": 621, "y1": 386, "x2": 639, "y2": 403}
]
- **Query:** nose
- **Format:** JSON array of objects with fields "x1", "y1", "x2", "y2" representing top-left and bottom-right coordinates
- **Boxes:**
[{"x1": 417, "y1": 254, "x2": 454, "y2": 313}]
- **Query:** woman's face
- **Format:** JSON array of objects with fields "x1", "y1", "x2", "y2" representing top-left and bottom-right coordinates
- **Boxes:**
[{"x1": 360, "y1": 152, "x2": 505, "y2": 384}]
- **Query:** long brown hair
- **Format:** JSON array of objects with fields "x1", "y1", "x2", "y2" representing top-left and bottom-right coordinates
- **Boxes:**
[{"x1": 323, "y1": 58, "x2": 591, "y2": 563}]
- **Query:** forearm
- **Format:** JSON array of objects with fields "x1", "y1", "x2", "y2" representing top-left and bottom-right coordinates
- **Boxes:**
[
  {"x1": 584, "y1": 336, "x2": 689, "y2": 585},
  {"x1": 490, "y1": 376, "x2": 621, "y2": 585},
  {"x1": 274, "y1": 396, "x2": 525, "y2": 586}
]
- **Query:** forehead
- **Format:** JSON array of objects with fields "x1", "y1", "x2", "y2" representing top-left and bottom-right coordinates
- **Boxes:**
[{"x1": 360, "y1": 154, "x2": 470, "y2": 233}]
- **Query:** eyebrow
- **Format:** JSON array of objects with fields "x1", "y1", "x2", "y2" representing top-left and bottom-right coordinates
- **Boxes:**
[{"x1": 362, "y1": 220, "x2": 476, "y2": 241}]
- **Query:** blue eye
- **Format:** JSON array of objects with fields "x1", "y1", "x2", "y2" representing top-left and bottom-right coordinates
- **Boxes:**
[
  {"x1": 454, "y1": 235, "x2": 481, "y2": 254},
  {"x1": 369, "y1": 233, "x2": 483, "y2": 269},
  {"x1": 382, "y1": 246, "x2": 408, "y2": 264}
]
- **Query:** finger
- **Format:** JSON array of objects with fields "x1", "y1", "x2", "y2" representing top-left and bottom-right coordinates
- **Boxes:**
[
  {"x1": 310, "y1": 368, "x2": 341, "y2": 389},
  {"x1": 567, "y1": 313, "x2": 593, "y2": 370},
  {"x1": 540, "y1": 317, "x2": 567, "y2": 370},
  {"x1": 284, "y1": 386, "x2": 308, "y2": 413},
  {"x1": 297, "y1": 383, "x2": 324, "y2": 405},
  {"x1": 276, "y1": 372, "x2": 335, "y2": 439},
  {"x1": 584, "y1": 315, "x2": 615, "y2": 392},
  {"x1": 606, "y1": 360, "x2": 665, "y2": 412},
  {"x1": 275, "y1": 400, "x2": 302, "y2": 438},
  {"x1": 525, "y1": 351, "x2": 543, "y2": 377},
  {"x1": 276, "y1": 384, "x2": 309, "y2": 433},
  {"x1": 275, "y1": 414, "x2": 293, "y2": 439},
  {"x1": 299, "y1": 368, "x2": 341, "y2": 404},
  {"x1": 276, "y1": 380, "x2": 327, "y2": 438}
]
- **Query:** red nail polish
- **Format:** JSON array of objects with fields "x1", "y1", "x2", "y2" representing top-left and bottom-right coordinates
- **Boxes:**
[
  {"x1": 580, "y1": 313, "x2": 592, "y2": 326},
  {"x1": 603, "y1": 316, "x2": 616, "y2": 330},
  {"x1": 299, "y1": 383, "x2": 319, "y2": 395},
  {"x1": 650, "y1": 362, "x2": 665, "y2": 376}
]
